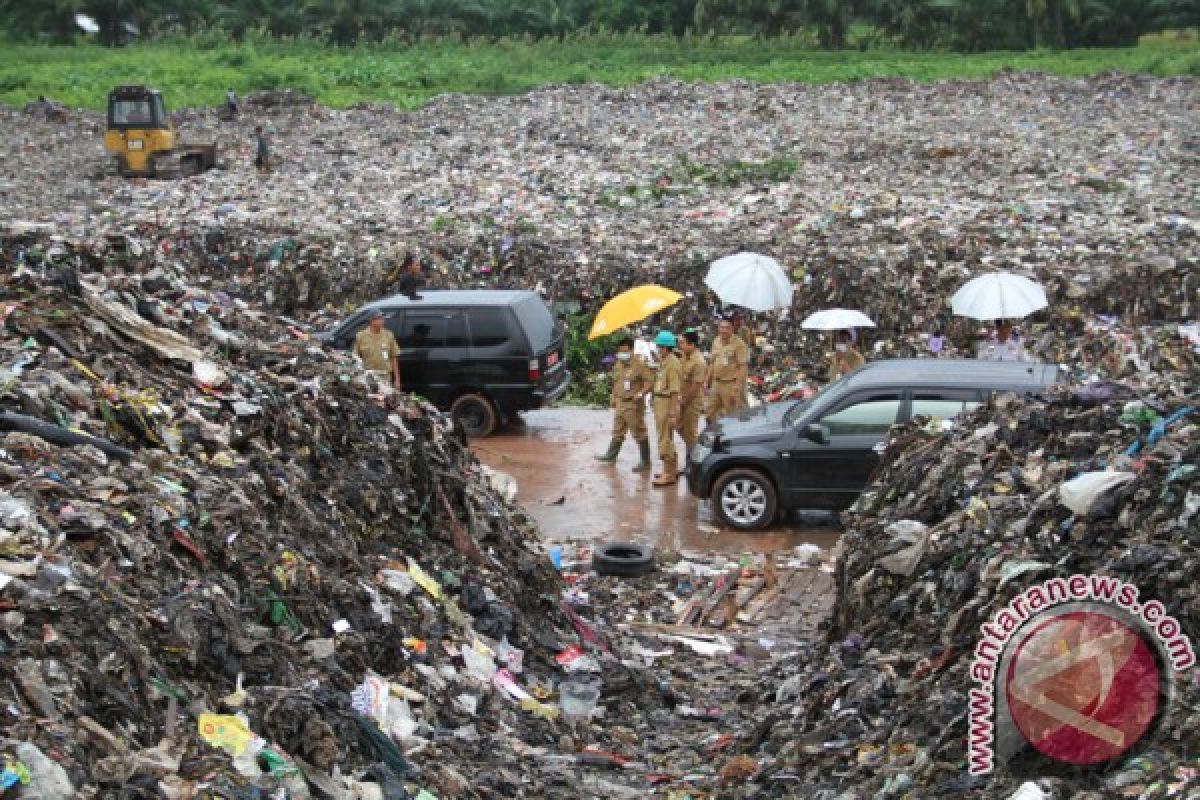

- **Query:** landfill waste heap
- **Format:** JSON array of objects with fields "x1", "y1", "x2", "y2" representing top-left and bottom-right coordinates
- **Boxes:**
[
  {"x1": 2, "y1": 74, "x2": 1196, "y2": 389},
  {"x1": 732, "y1": 382, "x2": 1198, "y2": 797},
  {"x1": 0, "y1": 239, "x2": 659, "y2": 798}
]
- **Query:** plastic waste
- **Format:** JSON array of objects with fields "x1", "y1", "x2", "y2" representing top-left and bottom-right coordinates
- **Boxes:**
[
  {"x1": 1059, "y1": 471, "x2": 1137, "y2": 515},
  {"x1": 14, "y1": 743, "x2": 75, "y2": 799},
  {"x1": 558, "y1": 681, "x2": 600, "y2": 722}
]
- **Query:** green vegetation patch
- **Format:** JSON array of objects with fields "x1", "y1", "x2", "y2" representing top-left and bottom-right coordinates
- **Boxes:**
[{"x1": 1, "y1": 35, "x2": 1197, "y2": 112}]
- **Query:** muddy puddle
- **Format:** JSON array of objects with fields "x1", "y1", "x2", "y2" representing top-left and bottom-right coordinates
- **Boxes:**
[{"x1": 473, "y1": 408, "x2": 841, "y2": 554}]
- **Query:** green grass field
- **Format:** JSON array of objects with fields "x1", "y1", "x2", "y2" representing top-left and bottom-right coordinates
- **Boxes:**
[{"x1": 1, "y1": 33, "x2": 1197, "y2": 111}]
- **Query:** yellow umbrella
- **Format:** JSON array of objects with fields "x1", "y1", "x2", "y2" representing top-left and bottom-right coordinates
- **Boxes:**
[{"x1": 588, "y1": 285, "x2": 683, "y2": 340}]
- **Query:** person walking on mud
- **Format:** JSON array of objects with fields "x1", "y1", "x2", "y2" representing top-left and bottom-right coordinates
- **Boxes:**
[
  {"x1": 651, "y1": 331, "x2": 683, "y2": 487},
  {"x1": 595, "y1": 336, "x2": 653, "y2": 472},
  {"x1": 353, "y1": 310, "x2": 401, "y2": 389},
  {"x1": 677, "y1": 330, "x2": 706, "y2": 460},
  {"x1": 254, "y1": 126, "x2": 270, "y2": 173},
  {"x1": 705, "y1": 318, "x2": 748, "y2": 422}
]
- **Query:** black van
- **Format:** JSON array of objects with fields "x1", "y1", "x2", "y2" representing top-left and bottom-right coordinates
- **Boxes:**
[
  {"x1": 321, "y1": 290, "x2": 570, "y2": 437},
  {"x1": 686, "y1": 359, "x2": 1060, "y2": 530}
]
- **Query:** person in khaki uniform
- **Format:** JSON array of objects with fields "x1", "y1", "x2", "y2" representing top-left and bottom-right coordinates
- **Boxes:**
[
  {"x1": 705, "y1": 318, "x2": 748, "y2": 422},
  {"x1": 650, "y1": 330, "x2": 683, "y2": 487},
  {"x1": 677, "y1": 330, "x2": 707, "y2": 459},
  {"x1": 731, "y1": 311, "x2": 756, "y2": 406},
  {"x1": 828, "y1": 329, "x2": 866, "y2": 381},
  {"x1": 595, "y1": 336, "x2": 653, "y2": 472},
  {"x1": 353, "y1": 310, "x2": 401, "y2": 388}
]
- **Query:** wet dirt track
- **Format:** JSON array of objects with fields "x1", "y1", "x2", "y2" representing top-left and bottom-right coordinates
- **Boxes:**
[{"x1": 473, "y1": 407, "x2": 842, "y2": 554}]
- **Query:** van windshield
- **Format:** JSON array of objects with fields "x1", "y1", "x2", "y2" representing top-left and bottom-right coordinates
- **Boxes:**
[
  {"x1": 782, "y1": 375, "x2": 847, "y2": 427},
  {"x1": 515, "y1": 296, "x2": 555, "y2": 353}
]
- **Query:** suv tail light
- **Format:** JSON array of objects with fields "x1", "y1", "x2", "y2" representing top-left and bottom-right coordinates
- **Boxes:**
[{"x1": 528, "y1": 359, "x2": 541, "y2": 382}]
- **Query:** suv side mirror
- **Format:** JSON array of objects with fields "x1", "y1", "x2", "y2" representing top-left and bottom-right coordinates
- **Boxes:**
[{"x1": 802, "y1": 423, "x2": 830, "y2": 445}]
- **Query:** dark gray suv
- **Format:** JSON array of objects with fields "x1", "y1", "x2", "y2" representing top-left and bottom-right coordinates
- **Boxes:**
[
  {"x1": 321, "y1": 290, "x2": 570, "y2": 437},
  {"x1": 686, "y1": 359, "x2": 1060, "y2": 530}
]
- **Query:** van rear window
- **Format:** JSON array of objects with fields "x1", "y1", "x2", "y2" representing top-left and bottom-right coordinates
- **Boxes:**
[{"x1": 515, "y1": 296, "x2": 555, "y2": 353}]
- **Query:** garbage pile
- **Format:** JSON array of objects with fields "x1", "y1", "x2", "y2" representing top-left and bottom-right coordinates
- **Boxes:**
[
  {"x1": 0, "y1": 236, "x2": 678, "y2": 798},
  {"x1": 736, "y1": 384, "x2": 1198, "y2": 797},
  {"x1": 2, "y1": 73, "x2": 1195, "y2": 382}
]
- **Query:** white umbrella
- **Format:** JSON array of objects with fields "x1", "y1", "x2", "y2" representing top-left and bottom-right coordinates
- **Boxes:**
[
  {"x1": 704, "y1": 252, "x2": 793, "y2": 312},
  {"x1": 951, "y1": 272, "x2": 1048, "y2": 320},
  {"x1": 801, "y1": 308, "x2": 876, "y2": 330}
]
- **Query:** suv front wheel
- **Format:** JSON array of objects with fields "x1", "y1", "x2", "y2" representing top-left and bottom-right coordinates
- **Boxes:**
[
  {"x1": 712, "y1": 467, "x2": 778, "y2": 531},
  {"x1": 451, "y1": 393, "x2": 498, "y2": 438}
]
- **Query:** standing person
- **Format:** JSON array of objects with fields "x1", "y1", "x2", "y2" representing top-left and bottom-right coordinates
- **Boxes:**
[
  {"x1": 254, "y1": 126, "x2": 270, "y2": 173},
  {"x1": 731, "y1": 311, "x2": 755, "y2": 406},
  {"x1": 828, "y1": 330, "x2": 865, "y2": 381},
  {"x1": 353, "y1": 310, "x2": 401, "y2": 389},
  {"x1": 397, "y1": 253, "x2": 424, "y2": 300},
  {"x1": 705, "y1": 318, "x2": 748, "y2": 422},
  {"x1": 225, "y1": 88, "x2": 239, "y2": 116},
  {"x1": 595, "y1": 336, "x2": 653, "y2": 473},
  {"x1": 977, "y1": 320, "x2": 1029, "y2": 362},
  {"x1": 650, "y1": 331, "x2": 682, "y2": 487},
  {"x1": 677, "y1": 330, "x2": 707, "y2": 459}
]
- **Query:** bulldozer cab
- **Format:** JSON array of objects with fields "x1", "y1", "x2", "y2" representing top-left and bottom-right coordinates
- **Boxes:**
[
  {"x1": 107, "y1": 86, "x2": 169, "y2": 130},
  {"x1": 104, "y1": 85, "x2": 217, "y2": 179}
]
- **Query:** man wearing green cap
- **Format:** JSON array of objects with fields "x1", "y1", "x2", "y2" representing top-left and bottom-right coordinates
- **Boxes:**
[{"x1": 651, "y1": 331, "x2": 683, "y2": 487}]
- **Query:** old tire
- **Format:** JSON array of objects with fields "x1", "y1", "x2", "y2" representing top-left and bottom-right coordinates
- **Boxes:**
[
  {"x1": 592, "y1": 542, "x2": 655, "y2": 578},
  {"x1": 713, "y1": 467, "x2": 778, "y2": 531},
  {"x1": 450, "y1": 393, "x2": 497, "y2": 438}
]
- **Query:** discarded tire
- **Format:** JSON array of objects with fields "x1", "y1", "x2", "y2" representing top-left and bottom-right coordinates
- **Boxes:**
[{"x1": 592, "y1": 542, "x2": 655, "y2": 577}]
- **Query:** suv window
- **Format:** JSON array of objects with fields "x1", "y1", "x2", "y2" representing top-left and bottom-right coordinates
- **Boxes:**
[
  {"x1": 821, "y1": 393, "x2": 901, "y2": 435},
  {"x1": 515, "y1": 296, "x2": 555, "y2": 353},
  {"x1": 911, "y1": 391, "x2": 981, "y2": 423},
  {"x1": 399, "y1": 314, "x2": 446, "y2": 349},
  {"x1": 468, "y1": 308, "x2": 514, "y2": 349}
]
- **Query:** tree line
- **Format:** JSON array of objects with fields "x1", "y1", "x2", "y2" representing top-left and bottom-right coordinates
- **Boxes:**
[{"x1": 3, "y1": 0, "x2": 1196, "y2": 50}]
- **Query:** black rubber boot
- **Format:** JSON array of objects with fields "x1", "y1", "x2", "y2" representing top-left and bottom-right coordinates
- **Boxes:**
[
  {"x1": 632, "y1": 439, "x2": 652, "y2": 473},
  {"x1": 594, "y1": 438, "x2": 622, "y2": 463}
]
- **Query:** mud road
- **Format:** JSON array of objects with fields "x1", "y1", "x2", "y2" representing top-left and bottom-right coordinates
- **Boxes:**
[{"x1": 474, "y1": 408, "x2": 841, "y2": 554}]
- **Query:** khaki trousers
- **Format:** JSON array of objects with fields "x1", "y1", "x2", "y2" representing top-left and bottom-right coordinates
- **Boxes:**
[
  {"x1": 611, "y1": 402, "x2": 647, "y2": 442},
  {"x1": 653, "y1": 396, "x2": 677, "y2": 472}
]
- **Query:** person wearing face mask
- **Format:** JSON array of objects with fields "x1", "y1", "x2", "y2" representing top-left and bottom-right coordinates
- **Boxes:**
[
  {"x1": 828, "y1": 329, "x2": 865, "y2": 381},
  {"x1": 595, "y1": 336, "x2": 654, "y2": 472}
]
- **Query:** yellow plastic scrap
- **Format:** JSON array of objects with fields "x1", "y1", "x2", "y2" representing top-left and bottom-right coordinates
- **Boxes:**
[
  {"x1": 520, "y1": 697, "x2": 561, "y2": 721},
  {"x1": 197, "y1": 713, "x2": 261, "y2": 756},
  {"x1": 406, "y1": 558, "x2": 442, "y2": 601}
]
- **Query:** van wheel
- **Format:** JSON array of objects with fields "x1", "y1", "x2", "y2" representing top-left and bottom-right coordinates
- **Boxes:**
[
  {"x1": 451, "y1": 393, "x2": 497, "y2": 438},
  {"x1": 712, "y1": 467, "x2": 777, "y2": 531}
]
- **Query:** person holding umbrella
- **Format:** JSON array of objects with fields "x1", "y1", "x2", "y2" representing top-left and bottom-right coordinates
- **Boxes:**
[
  {"x1": 650, "y1": 331, "x2": 683, "y2": 488},
  {"x1": 977, "y1": 320, "x2": 1029, "y2": 362},
  {"x1": 595, "y1": 336, "x2": 654, "y2": 473},
  {"x1": 828, "y1": 330, "x2": 865, "y2": 381}
]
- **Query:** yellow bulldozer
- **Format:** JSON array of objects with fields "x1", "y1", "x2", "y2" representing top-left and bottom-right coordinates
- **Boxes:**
[{"x1": 104, "y1": 85, "x2": 217, "y2": 178}]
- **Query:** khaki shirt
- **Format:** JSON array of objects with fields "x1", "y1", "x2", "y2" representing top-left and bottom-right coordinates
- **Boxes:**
[
  {"x1": 737, "y1": 326, "x2": 756, "y2": 351},
  {"x1": 710, "y1": 336, "x2": 748, "y2": 382},
  {"x1": 611, "y1": 356, "x2": 653, "y2": 406},
  {"x1": 354, "y1": 328, "x2": 399, "y2": 374},
  {"x1": 653, "y1": 353, "x2": 682, "y2": 397},
  {"x1": 679, "y1": 350, "x2": 706, "y2": 406},
  {"x1": 828, "y1": 346, "x2": 865, "y2": 382}
]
